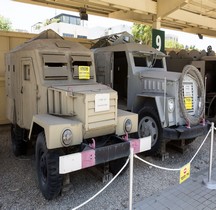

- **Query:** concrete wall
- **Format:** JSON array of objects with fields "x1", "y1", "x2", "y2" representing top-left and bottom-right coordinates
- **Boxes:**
[{"x1": 0, "y1": 30, "x2": 92, "y2": 124}]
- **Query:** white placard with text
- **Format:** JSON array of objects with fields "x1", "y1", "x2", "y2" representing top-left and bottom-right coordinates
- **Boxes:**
[{"x1": 95, "y1": 94, "x2": 110, "y2": 112}]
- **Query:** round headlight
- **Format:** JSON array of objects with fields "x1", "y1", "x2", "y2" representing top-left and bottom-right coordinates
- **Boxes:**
[
  {"x1": 168, "y1": 98, "x2": 175, "y2": 113},
  {"x1": 62, "y1": 129, "x2": 73, "y2": 147},
  {"x1": 124, "y1": 119, "x2": 132, "y2": 133}
]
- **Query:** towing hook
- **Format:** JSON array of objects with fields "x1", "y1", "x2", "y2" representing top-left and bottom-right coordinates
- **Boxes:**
[
  {"x1": 186, "y1": 120, "x2": 191, "y2": 129},
  {"x1": 123, "y1": 132, "x2": 129, "y2": 141},
  {"x1": 89, "y1": 138, "x2": 96, "y2": 149}
]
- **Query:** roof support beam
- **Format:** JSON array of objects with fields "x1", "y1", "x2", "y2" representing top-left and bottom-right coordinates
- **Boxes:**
[
  {"x1": 168, "y1": 9, "x2": 216, "y2": 29},
  {"x1": 183, "y1": 27, "x2": 216, "y2": 37},
  {"x1": 99, "y1": 0, "x2": 156, "y2": 14},
  {"x1": 157, "y1": 0, "x2": 189, "y2": 18},
  {"x1": 153, "y1": 16, "x2": 161, "y2": 29},
  {"x1": 15, "y1": 0, "x2": 114, "y2": 16},
  {"x1": 109, "y1": 10, "x2": 152, "y2": 22}
]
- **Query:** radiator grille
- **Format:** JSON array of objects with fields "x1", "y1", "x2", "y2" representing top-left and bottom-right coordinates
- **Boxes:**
[
  {"x1": 48, "y1": 88, "x2": 73, "y2": 116},
  {"x1": 86, "y1": 96, "x2": 117, "y2": 130},
  {"x1": 143, "y1": 79, "x2": 164, "y2": 92}
]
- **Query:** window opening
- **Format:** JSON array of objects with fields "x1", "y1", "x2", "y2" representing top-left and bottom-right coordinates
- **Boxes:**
[
  {"x1": 133, "y1": 52, "x2": 163, "y2": 68},
  {"x1": 24, "y1": 64, "x2": 30, "y2": 81}
]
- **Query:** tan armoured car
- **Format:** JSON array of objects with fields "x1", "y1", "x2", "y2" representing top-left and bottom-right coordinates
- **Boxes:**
[{"x1": 5, "y1": 30, "x2": 151, "y2": 200}]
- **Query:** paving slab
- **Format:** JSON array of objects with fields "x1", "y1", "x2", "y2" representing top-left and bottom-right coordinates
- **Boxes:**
[{"x1": 132, "y1": 167, "x2": 216, "y2": 210}]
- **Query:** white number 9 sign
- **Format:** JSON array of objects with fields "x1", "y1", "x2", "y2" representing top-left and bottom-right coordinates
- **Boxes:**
[{"x1": 156, "y1": 35, "x2": 161, "y2": 51}]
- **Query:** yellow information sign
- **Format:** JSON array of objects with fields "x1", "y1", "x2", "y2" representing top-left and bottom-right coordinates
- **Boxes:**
[
  {"x1": 179, "y1": 163, "x2": 190, "y2": 184},
  {"x1": 184, "y1": 97, "x2": 192, "y2": 110},
  {"x1": 79, "y1": 66, "x2": 90, "y2": 79}
]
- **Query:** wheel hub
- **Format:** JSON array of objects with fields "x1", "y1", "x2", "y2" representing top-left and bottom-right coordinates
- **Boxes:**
[{"x1": 139, "y1": 116, "x2": 158, "y2": 147}]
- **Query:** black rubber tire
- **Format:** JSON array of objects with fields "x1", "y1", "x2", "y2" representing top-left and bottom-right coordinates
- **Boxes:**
[
  {"x1": 109, "y1": 157, "x2": 128, "y2": 175},
  {"x1": 11, "y1": 124, "x2": 27, "y2": 156},
  {"x1": 36, "y1": 132, "x2": 63, "y2": 200},
  {"x1": 138, "y1": 106, "x2": 162, "y2": 155}
]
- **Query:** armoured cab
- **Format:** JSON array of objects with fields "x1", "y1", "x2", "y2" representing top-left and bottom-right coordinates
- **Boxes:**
[{"x1": 5, "y1": 30, "x2": 118, "y2": 137}]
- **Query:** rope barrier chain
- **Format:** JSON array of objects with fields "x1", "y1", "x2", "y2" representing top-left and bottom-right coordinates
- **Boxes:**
[{"x1": 135, "y1": 127, "x2": 211, "y2": 171}]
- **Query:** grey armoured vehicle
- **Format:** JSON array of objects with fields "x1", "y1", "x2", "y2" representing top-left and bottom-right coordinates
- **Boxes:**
[
  {"x1": 5, "y1": 30, "x2": 151, "y2": 200},
  {"x1": 92, "y1": 32, "x2": 209, "y2": 156}
]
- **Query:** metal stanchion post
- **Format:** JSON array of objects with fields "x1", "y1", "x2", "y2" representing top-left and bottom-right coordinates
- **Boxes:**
[
  {"x1": 203, "y1": 122, "x2": 216, "y2": 189},
  {"x1": 129, "y1": 147, "x2": 134, "y2": 210},
  {"x1": 209, "y1": 122, "x2": 214, "y2": 182}
]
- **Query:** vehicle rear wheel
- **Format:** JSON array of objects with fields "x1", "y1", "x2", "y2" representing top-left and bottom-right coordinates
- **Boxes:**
[
  {"x1": 138, "y1": 107, "x2": 162, "y2": 155},
  {"x1": 36, "y1": 132, "x2": 63, "y2": 200},
  {"x1": 11, "y1": 124, "x2": 27, "y2": 156}
]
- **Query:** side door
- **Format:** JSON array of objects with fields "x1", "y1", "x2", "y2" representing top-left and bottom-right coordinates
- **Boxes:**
[
  {"x1": 20, "y1": 58, "x2": 37, "y2": 129},
  {"x1": 113, "y1": 51, "x2": 128, "y2": 99},
  {"x1": 95, "y1": 52, "x2": 113, "y2": 87}
]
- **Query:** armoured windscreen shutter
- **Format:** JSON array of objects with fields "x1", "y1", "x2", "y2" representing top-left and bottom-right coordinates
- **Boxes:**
[
  {"x1": 43, "y1": 54, "x2": 68, "y2": 80},
  {"x1": 71, "y1": 55, "x2": 93, "y2": 79}
]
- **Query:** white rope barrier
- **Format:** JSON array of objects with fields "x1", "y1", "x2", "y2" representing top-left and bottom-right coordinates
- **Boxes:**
[
  {"x1": 71, "y1": 157, "x2": 130, "y2": 210},
  {"x1": 189, "y1": 128, "x2": 211, "y2": 163},
  {"x1": 135, "y1": 155, "x2": 181, "y2": 171},
  {"x1": 134, "y1": 127, "x2": 211, "y2": 171}
]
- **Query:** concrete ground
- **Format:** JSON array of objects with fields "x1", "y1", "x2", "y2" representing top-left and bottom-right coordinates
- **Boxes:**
[{"x1": 133, "y1": 166, "x2": 216, "y2": 210}]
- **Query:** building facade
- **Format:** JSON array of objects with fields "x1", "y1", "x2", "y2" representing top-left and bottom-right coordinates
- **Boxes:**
[{"x1": 32, "y1": 13, "x2": 88, "y2": 39}]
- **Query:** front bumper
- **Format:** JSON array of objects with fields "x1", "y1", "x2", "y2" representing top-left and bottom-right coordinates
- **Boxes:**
[
  {"x1": 163, "y1": 121, "x2": 210, "y2": 140},
  {"x1": 59, "y1": 135, "x2": 151, "y2": 174}
]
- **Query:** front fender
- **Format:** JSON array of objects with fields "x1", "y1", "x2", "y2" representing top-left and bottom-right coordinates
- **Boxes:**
[
  {"x1": 133, "y1": 94, "x2": 165, "y2": 126},
  {"x1": 29, "y1": 114, "x2": 83, "y2": 149},
  {"x1": 116, "y1": 109, "x2": 138, "y2": 135}
]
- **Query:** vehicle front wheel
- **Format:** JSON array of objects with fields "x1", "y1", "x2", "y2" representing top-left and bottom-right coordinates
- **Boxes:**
[
  {"x1": 36, "y1": 132, "x2": 63, "y2": 200},
  {"x1": 138, "y1": 107, "x2": 162, "y2": 155}
]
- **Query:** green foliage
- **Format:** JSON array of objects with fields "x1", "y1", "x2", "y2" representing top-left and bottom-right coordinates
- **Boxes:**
[
  {"x1": 165, "y1": 40, "x2": 184, "y2": 49},
  {"x1": 35, "y1": 24, "x2": 42, "y2": 30},
  {"x1": 132, "y1": 23, "x2": 152, "y2": 45},
  {"x1": 0, "y1": 15, "x2": 12, "y2": 31},
  {"x1": 132, "y1": 23, "x2": 198, "y2": 50},
  {"x1": 44, "y1": 18, "x2": 60, "y2": 26},
  {"x1": 185, "y1": 45, "x2": 198, "y2": 50}
]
